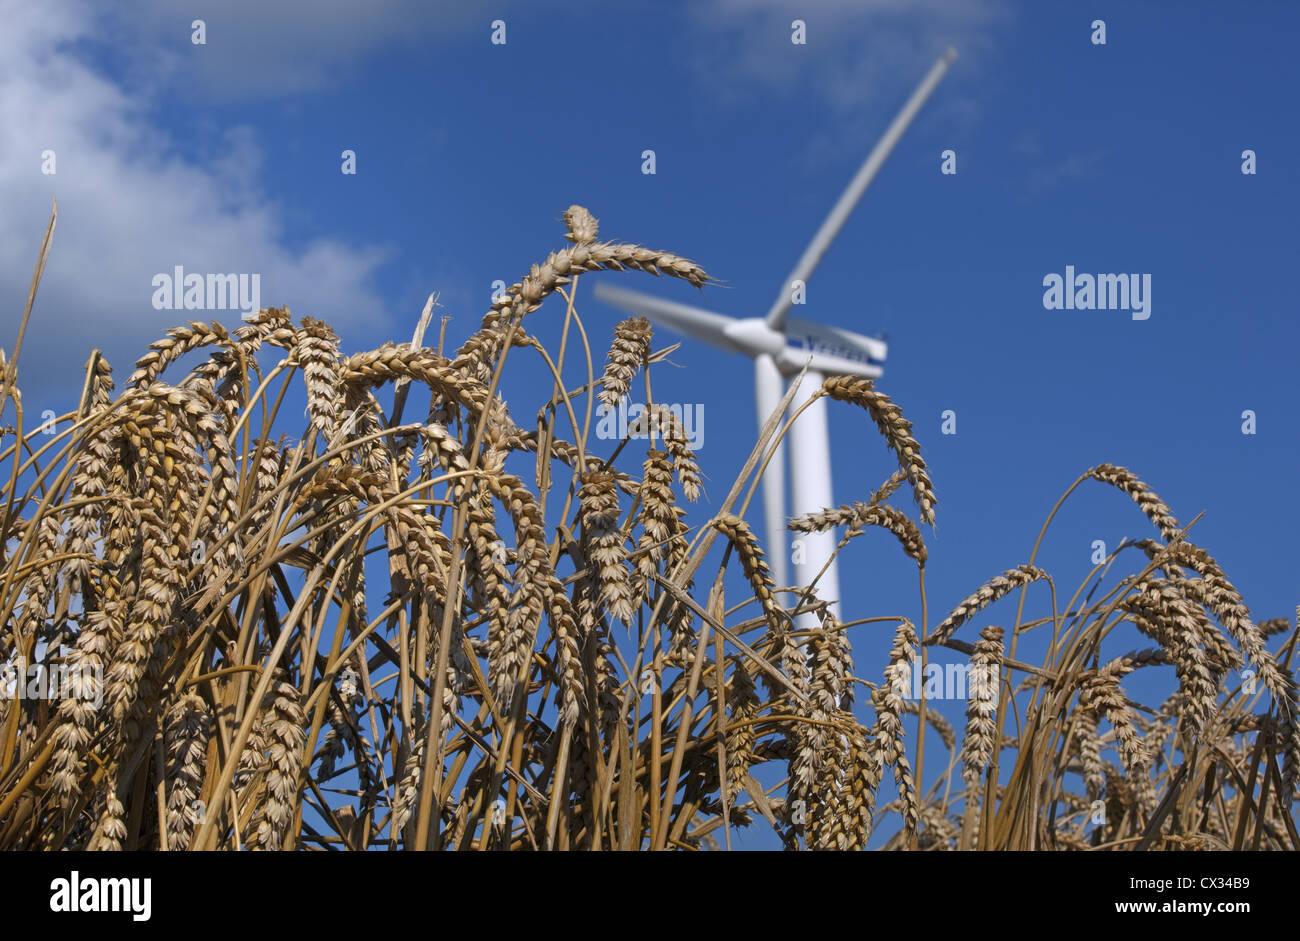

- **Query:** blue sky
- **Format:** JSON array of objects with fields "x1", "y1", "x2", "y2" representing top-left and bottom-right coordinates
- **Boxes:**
[{"x1": 4, "y1": 0, "x2": 1298, "y2": 847}]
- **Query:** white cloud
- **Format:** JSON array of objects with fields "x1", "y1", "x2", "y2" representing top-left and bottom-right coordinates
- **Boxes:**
[{"x1": 0, "y1": 0, "x2": 392, "y2": 408}]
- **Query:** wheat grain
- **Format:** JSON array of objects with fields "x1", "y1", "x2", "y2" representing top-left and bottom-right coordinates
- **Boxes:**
[
  {"x1": 789, "y1": 500, "x2": 926, "y2": 565},
  {"x1": 1073, "y1": 708, "x2": 1104, "y2": 801},
  {"x1": 723, "y1": 660, "x2": 759, "y2": 807},
  {"x1": 633, "y1": 449, "x2": 681, "y2": 600},
  {"x1": 483, "y1": 471, "x2": 549, "y2": 704},
  {"x1": 648, "y1": 405, "x2": 701, "y2": 502},
  {"x1": 597, "y1": 317, "x2": 652, "y2": 409},
  {"x1": 482, "y1": 237, "x2": 713, "y2": 330},
  {"x1": 712, "y1": 513, "x2": 784, "y2": 631},
  {"x1": 1122, "y1": 581, "x2": 1218, "y2": 733},
  {"x1": 562, "y1": 205, "x2": 599, "y2": 244},
  {"x1": 64, "y1": 354, "x2": 116, "y2": 596},
  {"x1": 164, "y1": 693, "x2": 210, "y2": 850},
  {"x1": 809, "y1": 612, "x2": 855, "y2": 713},
  {"x1": 542, "y1": 569, "x2": 586, "y2": 729},
  {"x1": 391, "y1": 716, "x2": 426, "y2": 836},
  {"x1": 295, "y1": 317, "x2": 343, "y2": 441},
  {"x1": 872, "y1": 620, "x2": 919, "y2": 834},
  {"x1": 960, "y1": 625, "x2": 1003, "y2": 792},
  {"x1": 465, "y1": 478, "x2": 515, "y2": 693},
  {"x1": 579, "y1": 469, "x2": 633, "y2": 626},
  {"x1": 343, "y1": 344, "x2": 496, "y2": 422},
  {"x1": 926, "y1": 565, "x2": 1047, "y2": 646},
  {"x1": 129, "y1": 320, "x2": 233, "y2": 389},
  {"x1": 1086, "y1": 464, "x2": 1181, "y2": 543},
  {"x1": 47, "y1": 603, "x2": 122, "y2": 810},
  {"x1": 1079, "y1": 657, "x2": 1147, "y2": 781},
  {"x1": 821, "y1": 376, "x2": 936, "y2": 525},
  {"x1": 89, "y1": 790, "x2": 128, "y2": 851},
  {"x1": 1169, "y1": 542, "x2": 1293, "y2": 706},
  {"x1": 256, "y1": 681, "x2": 306, "y2": 851}
]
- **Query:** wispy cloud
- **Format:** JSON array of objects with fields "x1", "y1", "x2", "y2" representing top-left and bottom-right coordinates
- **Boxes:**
[
  {"x1": 1027, "y1": 152, "x2": 1105, "y2": 192},
  {"x1": 682, "y1": 0, "x2": 1008, "y2": 174},
  {"x1": 687, "y1": 0, "x2": 1007, "y2": 112},
  {"x1": 1010, "y1": 131, "x2": 1105, "y2": 193}
]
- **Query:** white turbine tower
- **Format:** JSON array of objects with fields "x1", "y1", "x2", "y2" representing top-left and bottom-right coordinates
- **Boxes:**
[{"x1": 595, "y1": 48, "x2": 956, "y2": 628}]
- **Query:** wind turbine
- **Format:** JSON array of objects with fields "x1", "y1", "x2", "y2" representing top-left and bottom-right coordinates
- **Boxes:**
[{"x1": 595, "y1": 48, "x2": 956, "y2": 628}]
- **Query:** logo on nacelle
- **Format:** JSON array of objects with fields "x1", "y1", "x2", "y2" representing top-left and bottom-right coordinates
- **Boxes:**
[{"x1": 784, "y1": 318, "x2": 887, "y2": 365}]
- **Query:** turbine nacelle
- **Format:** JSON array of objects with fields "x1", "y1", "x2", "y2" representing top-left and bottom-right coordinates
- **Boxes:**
[
  {"x1": 721, "y1": 317, "x2": 886, "y2": 378},
  {"x1": 779, "y1": 317, "x2": 886, "y2": 378}
]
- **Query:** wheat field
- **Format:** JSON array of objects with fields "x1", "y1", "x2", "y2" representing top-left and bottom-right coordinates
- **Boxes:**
[{"x1": 0, "y1": 203, "x2": 1296, "y2": 851}]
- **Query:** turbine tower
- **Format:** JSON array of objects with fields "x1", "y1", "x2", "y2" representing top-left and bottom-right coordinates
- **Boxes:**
[{"x1": 595, "y1": 48, "x2": 956, "y2": 627}]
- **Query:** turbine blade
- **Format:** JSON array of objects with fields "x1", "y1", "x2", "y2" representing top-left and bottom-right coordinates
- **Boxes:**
[
  {"x1": 592, "y1": 282, "x2": 741, "y2": 352},
  {"x1": 764, "y1": 47, "x2": 958, "y2": 331}
]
